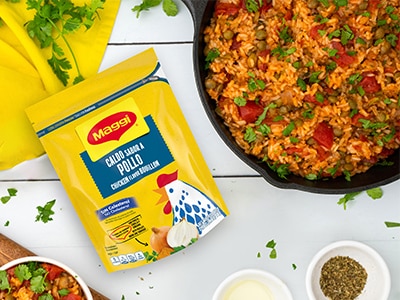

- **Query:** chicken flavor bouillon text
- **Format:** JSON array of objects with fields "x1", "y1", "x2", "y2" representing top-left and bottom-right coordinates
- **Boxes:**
[{"x1": 26, "y1": 48, "x2": 229, "y2": 272}]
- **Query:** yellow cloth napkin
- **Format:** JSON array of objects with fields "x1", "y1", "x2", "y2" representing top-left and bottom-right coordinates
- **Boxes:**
[{"x1": 0, "y1": 0, "x2": 120, "y2": 170}]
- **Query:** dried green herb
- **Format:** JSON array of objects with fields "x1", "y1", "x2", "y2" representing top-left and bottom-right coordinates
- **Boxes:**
[{"x1": 320, "y1": 256, "x2": 367, "y2": 300}]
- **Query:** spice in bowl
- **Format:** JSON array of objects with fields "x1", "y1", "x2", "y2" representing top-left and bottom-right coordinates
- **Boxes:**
[{"x1": 319, "y1": 255, "x2": 368, "y2": 300}]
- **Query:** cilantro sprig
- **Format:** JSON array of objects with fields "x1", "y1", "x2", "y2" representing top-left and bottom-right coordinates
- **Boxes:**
[
  {"x1": 35, "y1": 199, "x2": 56, "y2": 223},
  {"x1": 337, "y1": 187, "x2": 383, "y2": 210},
  {"x1": 132, "y1": 0, "x2": 178, "y2": 18},
  {"x1": 25, "y1": 0, "x2": 105, "y2": 86}
]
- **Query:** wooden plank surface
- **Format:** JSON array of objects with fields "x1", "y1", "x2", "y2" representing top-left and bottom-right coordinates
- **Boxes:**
[{"x1": 0, "y1": 234, "x2": 109, "y2": 300}]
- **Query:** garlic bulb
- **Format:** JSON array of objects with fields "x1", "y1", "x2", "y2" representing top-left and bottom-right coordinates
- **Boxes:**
[{"x1": 167, "y1": 219, "x2": 199, "y2": 248}]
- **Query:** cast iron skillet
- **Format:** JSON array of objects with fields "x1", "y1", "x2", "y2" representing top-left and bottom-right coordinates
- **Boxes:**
[{"x1": 181, "y1": 0, "x2": 400, "y2": 194}]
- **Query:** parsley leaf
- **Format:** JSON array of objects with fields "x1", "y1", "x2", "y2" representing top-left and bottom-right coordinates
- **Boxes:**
[
  {"x1": 132, "y1": 0, "x2": 178, "y2": 17},
  {"x1": 385, "y1": 221, "x2": 400, "y2": 228},
  {"x1": 26, "y1": 0, "x2": 104, "y2": 86},
  {"x1": 366, "y1": 187, "x2": 383, "y2": 199},
  {"x1": 35, "y1": 199, "x2": 56, "y2": 223},
  {"x1": 266, "y1": 239, "x2": 277, "y2": 259},
  {"x1": 14, "y1": 264, "x2": 32, "y2": 283},
  {"x1": 337, "y1": 192, "x2": 361, "y2": 210},
  {"x1": 162, "y1": 0, "x2": 178, "y2": 16},
  {"x1": 0, "y1": 270, "x2": 10, "y2": 292},
  {"x1": 205, "y1": 48, "x2": 220, "y2": 69}
]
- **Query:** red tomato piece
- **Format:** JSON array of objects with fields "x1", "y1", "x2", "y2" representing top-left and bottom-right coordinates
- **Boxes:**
[
  {"x1": 332, "y1": 52, "x2": 355, "y2": 68},
  {"x1": 396, "y1": 34, "x2": 400, "y2": 51},
  {"x1": 359, "y1": 74, "x2": 380, "y2": 93},
  {"x1": 230, "y1": 35, "x2": 241, "y2": 50},
  {"x1": 286, "y1": 147, "x2": 303, "y2": 155},
  {"x1": 351, "y1": 113, "x2": 365, "y2": 126},
  {"x1": 238, "y1": 102, "x2": 264, "y2": 123},
  {"x1": 42, "y1": 263, "x2": 64, "y2": 281},
  {"x1": 214, "y1": 2, "x2": 240, "y2": 16},
  {"x1": 313, "y1": 122, "x2": 334, "y2": 149},
  {"x1": 315, "y1": 145, "x2": 330, "y2": 160},
  {"x1": 310, "y1": 24, "x2": 324, "y2": 40},
  {"x1": 367, "y1": 0, "x2": 380, "y2": 12},
  {"x1": 304, "y1": 94, "x2": 329, "y2": 106}
]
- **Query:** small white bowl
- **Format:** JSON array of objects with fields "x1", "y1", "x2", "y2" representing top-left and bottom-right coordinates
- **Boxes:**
[
  {"x1": 306, "y1": 240, "x2": 391, "y2": 300},
  {"x1": 212, "y1": 268, "x2": 293, "y2": 300},
  {"x1": 0, "y1": 256, "x2": 93, "y2": 300}
]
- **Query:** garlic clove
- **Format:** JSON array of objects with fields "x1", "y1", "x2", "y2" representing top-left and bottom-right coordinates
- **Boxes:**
[{"x1": 167, "y1": 218, "x2": 199, "y2": 248}]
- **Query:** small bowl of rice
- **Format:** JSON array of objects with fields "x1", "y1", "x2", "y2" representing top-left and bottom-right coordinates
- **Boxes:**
[
  {"x1": 306, "y1": 240, "x2": 391, "y2": 300},
  {"x1": 0, "y1": 256, "x2": 92, "y2": 300}
]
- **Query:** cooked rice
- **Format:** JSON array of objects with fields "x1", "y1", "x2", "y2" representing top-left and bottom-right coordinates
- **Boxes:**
[{"x1": 204, "y1": 0, "x2": 400, "y2": 179}]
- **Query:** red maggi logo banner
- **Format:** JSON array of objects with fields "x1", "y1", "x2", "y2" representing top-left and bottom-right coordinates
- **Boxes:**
[{"x1": 88, "y1": 111, "x2": 136, "y2": 145}]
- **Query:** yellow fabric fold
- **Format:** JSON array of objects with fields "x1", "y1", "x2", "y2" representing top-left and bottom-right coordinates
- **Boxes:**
[{"x1": 0, "y1": 0, "x2": 120, "y2": 170}]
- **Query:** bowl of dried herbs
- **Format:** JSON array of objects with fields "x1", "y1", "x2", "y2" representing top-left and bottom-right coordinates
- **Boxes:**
[{"x1": 305, "y1": 240, "x2": 391, "y2": 300}]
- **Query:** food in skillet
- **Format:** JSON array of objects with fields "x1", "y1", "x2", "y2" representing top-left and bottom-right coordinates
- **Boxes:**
[
  {"x1": 203, "y1": 0, "x2": 400, "y2": 180},
  {"x1": 0, "y1": 261, "x2": 87, "y2": 300}
]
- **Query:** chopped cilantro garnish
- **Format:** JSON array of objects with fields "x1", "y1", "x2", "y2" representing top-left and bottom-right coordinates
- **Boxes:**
[
  {"x1": 234, "y1": 96, "x2": 247, "y2": 106},
  {"x1": 266, "y1": 239, "x2": 277, "y2": 259},
  {"x1": 309, "y1": 71, "x2": 322, "y2": 83},
  {"x1": 244, "y1": 127, "x2": 257, "y2": 143},
  {"x1": 35, "y1": 199, "x2": 56, "y2": 223},
  {"x1": 366, "y1": 187, "x2": 383, "y2": 199},
  {"x1": 337, "y1": 192, "x2": 361, "y2": 210},
  {"x1": 297, "y1": 78, "x2": 307, "y2": 91},
  {"x1": 385, "y1": 221, "x2": 400, "y2": 228},
  {"x1": 282, "y1": 121, "x2": 295, "y2": 136},
  {"x1": 205, "y1": 48, "x2": 220, "y2": 69}
]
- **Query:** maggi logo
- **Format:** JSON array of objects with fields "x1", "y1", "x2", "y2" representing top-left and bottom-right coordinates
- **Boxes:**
[{"x1": 88, "y1": 111, "x2": 136, "y2": 145}]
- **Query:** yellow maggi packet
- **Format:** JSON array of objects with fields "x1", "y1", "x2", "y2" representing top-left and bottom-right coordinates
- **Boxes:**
[{"x1": 26, "y1": 48, "x2": 229, "y2": 272}]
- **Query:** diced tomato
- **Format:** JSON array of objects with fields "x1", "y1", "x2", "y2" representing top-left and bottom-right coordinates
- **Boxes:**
[
  {"x1": 313, "y1": 122, "x2": 334, "y2": 149},
  {"x1": 310, "y1": 24, "x2": 324, "y2": 40},
  {"x1": 286, "y1": 147, "x2": 303, "y2": 155},
  {"x1": 230, "y1": 35, "x2": 241, "y2": 50},
  {"x1": 379, "y1": 147, "x2": 395, "y2": 158},
  {"x1": 257, "y1": 49, "x2": 270, "y2": 71},
  {"x1": 367, "y1": 0, "x2": 380, "y2": 12},
  {"x1": 331, "y1": 41, "x2": 355, "y2": 67},
  {"x1": 61, "y1": 294, "x2": 83, "y2": 300},
  {"x1": 304, "y1": 94, "x2": 329, "y2": 106},
  {"x1": 359, "y1": 74, "x2": 380, "y2": 93},
  {"x1": 351, "y1": 113, "x2": 366, "y2": 126},
  {"x1": 42, "y1": 263, "x2": 64, "y2": 281},
  {"x1": 331, "y1": 41, "x2": 344, "y2": 52},
  {"x1": 396, "y1": 34, "x2": 400, "y2": 51},
  {"x1": 333, "y1": 52, "x2": 355, "y2": 67},
  {"x1": 238, "y1": 101, "x2": 264, "y2": 123},
  {"x1": 214, "y1": 2, "x2": 240, "y2": 16},
  {"x1": 315, "y1": 145, "x2": 330, "y2": 160}
]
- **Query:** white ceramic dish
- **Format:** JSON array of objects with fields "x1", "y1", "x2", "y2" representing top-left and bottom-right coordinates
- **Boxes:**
[
  {"x1": 0, "y1": 256, "x2": 93, "y2": 300},
  {"x1": 306, "y1": 240, "x2": 391, "y2": 300},
  {"x1": 212, "y1": 268, "x2": 293, "y2": 300}
]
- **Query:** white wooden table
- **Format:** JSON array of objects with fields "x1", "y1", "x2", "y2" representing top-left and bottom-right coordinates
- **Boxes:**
[{"x1": 1, "y1": 1, "x2": 399, "y2": 299}]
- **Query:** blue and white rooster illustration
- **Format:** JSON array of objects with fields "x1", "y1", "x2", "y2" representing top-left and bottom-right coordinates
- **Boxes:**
[{"x1": 154, "y1": 170, "x2": 226, "y2": 237}]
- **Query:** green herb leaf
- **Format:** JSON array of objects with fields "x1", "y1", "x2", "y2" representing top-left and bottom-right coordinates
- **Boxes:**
[
  {"x1": 366, "y1": 187, "x2": 383, "y2": 199},
  {"x1": 162, "y1": 0, "x2": 178, "y2": 16},
  {"x1": 337, "y1": 192, "x2": 361, "y2": 210},
  {"x1": 385, "y1": 221, "x2": 400, "y2": 228},
  {"x1": 35, "y1": 199, "x2": 56, "y2": 223},
  {"x1": 14, "y1": 264, "x2": 32, "y2": 283},
  {"x1": 205, "y1": 48, "x2": 220, "y2": 69},
  {"x1": 282, "y1": 121, "x2": 295, "y2": 136},
  {"x1": 234, "y1": 96, "x2": 247, "y2": 106},
  {"x1": 26, "y1": 0, "x2": 104, "y2": 86},
  {"x1": 58, "y1": 288, "x2": 70, "y2": 296},
  {"x1": 244, "y1": 127, "x2": 257, "y2": 143},
  {"x1": 0, "y1": 270, "x2": 10, "y2": 292},
  {"x1": 132, "y1": 0, "x2": 162, "y2": 17}
]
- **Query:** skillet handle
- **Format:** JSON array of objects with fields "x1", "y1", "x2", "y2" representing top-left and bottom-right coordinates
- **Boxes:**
[{"x1": 181, "y1": 0, "x2": 209, "y2": 35}]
